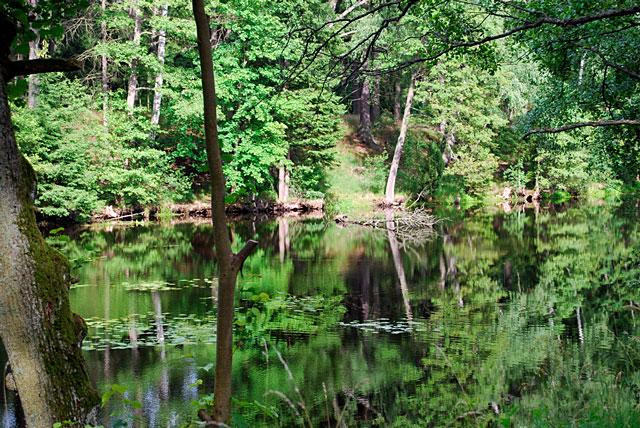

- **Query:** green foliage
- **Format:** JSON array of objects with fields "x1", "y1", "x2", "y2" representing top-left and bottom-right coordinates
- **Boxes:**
[
  {"x1": 361, "y1": 153, "x2": 388, "y2": 194},
  {"x1": 274, "y1": 89, "x2": 343, "y2": 197},
  {"x1": 6, "y1": 0, "x2": 638, "y2": 218},
  {"x1": 160, "y1": 0, "x2": 341, "y2": 200},
  {"x1": 503, "y1": 160, "x2": 529, "y2": 191},
  {"x1": 448, "y1": 144, "x2": 499, "y2": 196},
  {"x1": 12, "y1": 75, "x2": 189, "y2": 220},
  {"x1": 413, "y1": 60, "x2": 507, "y2": 197},
  {"x1": 397, "y1": 132, "x2": 444, "y2": 197}
]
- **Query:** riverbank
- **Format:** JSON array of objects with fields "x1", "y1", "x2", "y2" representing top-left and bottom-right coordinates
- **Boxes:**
[{"x1": 90, "y1": 198, "x2": 325, "y2": 222}]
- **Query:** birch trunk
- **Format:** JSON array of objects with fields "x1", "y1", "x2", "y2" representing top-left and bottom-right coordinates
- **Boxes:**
[
  {"x1": 126, "y1": 0, "x2": 142, "y2": 111},
  {"x1": 385, "y1": 71, "x2": 417, "y2": 204},
  {"x1": 278, "y1": 165, "x2": 290, "y2": 202},
  {"x1": 578, "y1": 52, "x2": 586, "y2": 85},
  {"x1": 27, "y1": 0, "x2": 39, "y2": 108},
  {"x1": 151, "y1": 4, "x2": 168, "y2": 126},
  {"x1": 192, "y1": 1, "x2": 257, "y2": 423},
  {"x1": 101, "y1": 0, "x2": 108, "y2": 126}
]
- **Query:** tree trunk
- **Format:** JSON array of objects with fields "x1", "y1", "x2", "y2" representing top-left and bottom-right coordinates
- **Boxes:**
[
  {"x1": 371, "y1": 75, "x2": 381, "y2": 122},
  {"x1": 352, "y1": 82, "x2": 361, "y2": 114},
  {"x1": 278, "y1": 165, "x2": 289, "y2": 202},
  {"x1": 27, "y1": 0, "x2": 39, "y2": 108},
  {"x1": 0, "y1": 58, "x2": 99, "y2": 427},
  {"x1": 385, "y1": 71, "x2": 417, "y2": 204},
  {"x1": 151, "y1": 4, "x2": 168, "y2": 127},
  {"x1": 126, "y1": 0, "x2": 142, "y2": 111},
  {"x1": 192, "y1": 1, "x2": 257, "y2": 424},
  {"x1": 438, "y1": 70, "x2": 456, "y2": 165},
  {"x1": 101, "y1": 0, "x2": 108, "y2": 126},
  {"x1": 578, "y1": 52, "x2": 586, "y2": 85},
  {"x1": 442, "y1": 128, "x2": 456, "y2": 166},
  {"x1": 357, "y1": 77, "x2": 379, "y2": 149},
  {"x1": 393, "y1": 78, "x2": 401, "y2": 122}
]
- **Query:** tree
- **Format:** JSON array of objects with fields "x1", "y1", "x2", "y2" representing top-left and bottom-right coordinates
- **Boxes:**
[
  {"x1": 27, "y1": 0, "x2": 39, "y2": 108},
  {"x1": 100, "y1": 0, "x2": 108, "y2": 126},
  {"x1": 357, "y1": 74, "x2": 380, "y2": 149},
  {"x1": 126, "y1": 0, "x2": 142, "y2": 111},
  {"x1": 191, "y1": 0, "x2": 257, "y2": 423},
  {"x1": 0, "y1": 5, "x2": 99, "y2": 426},
  {"x1": 150, "y1": 3, "x2": 168, "y2": 127},
  {"x1": 385, "y1": 70, "x2": 417, "y2": 203}
]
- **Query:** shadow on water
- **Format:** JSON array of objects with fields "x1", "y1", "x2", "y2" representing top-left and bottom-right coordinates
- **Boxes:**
[{"x1": 2, "y1": 201, "x2": 640, "y2": 426}]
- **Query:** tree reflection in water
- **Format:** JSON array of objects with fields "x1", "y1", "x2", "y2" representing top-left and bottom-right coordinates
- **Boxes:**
[{"x1": 2, "y1": 202, "x2": 639, "y2": 426}]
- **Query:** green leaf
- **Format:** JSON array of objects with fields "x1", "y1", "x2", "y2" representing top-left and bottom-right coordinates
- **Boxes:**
[
  {"x1": 7, "y1": 78, "x2": 28, "y2": 99},
  {"x1": 188, "y1": 379, "x2": 203, "y2": 388},
  {"x1": 101, "y1": 390, "x2": 114, "y2": 406}
]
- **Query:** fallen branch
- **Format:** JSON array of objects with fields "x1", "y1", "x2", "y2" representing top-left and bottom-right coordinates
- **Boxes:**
[
  {"x1": 96, "y1": 211, "x2": 145, "y2": 222},
  {"x1": 335, "y1": 208, "x2": 439, "y2": 246},
  {"x1": 336, "y1": 208, "x2": 438, "y2": 230}
]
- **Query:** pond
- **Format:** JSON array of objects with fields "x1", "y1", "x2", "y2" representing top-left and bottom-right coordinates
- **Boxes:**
[{"x1": 2, "y1": 202, "x2": 640, "y2": 427}]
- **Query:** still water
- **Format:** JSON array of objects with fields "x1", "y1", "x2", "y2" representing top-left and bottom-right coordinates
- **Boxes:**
[{"x1": 2, "y1": 202, "x2": 640, "y2": 426}]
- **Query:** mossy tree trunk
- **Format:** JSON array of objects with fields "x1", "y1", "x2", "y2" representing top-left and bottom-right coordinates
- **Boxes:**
[
  {"x1": 192, "y1": 0, "x2": 257, "y2": 424},
  {"x1": 0, "y1": 24, "x2": 99, "y2": 426}
]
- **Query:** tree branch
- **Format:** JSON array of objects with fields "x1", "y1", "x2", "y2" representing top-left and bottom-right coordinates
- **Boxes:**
[
  {"x1": 331, "y1": 0, "x2": 369, "y2": 25},
  {"x1": 232, "y1": 239, "x2": 258, "y2": 274},
  {"x1": 583, "y1": 46, "x2": 640, "y2": 80},
  {"x1": 7, "y1": 58, "x2": 81, "y2": 79},
  {"x1": 369, "y1": 5, "x2": 640, "y2": 74},
  {"x1": 523, "y1": 119, "x2": 640, "y2": 138}
]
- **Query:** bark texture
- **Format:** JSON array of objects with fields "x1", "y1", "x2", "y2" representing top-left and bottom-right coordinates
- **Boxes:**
[
  {"x1": 357, "y1": 76, "x2": 380, "y2": 150},
  {"x1": 126, "y1": 0, "x2": 142, "y2": 111},
  {"x1": 151, "y1": 4, "x2": 168, "y2": 127},
  {"x1": 27, "y1": 0, "x2": 39, "y2": 109},
  {"x1": 371, "y1": 75, "x2": 381, "y2": 123},
  {"x1": 393, "y1": 79, "x2": 401, "y2": 122},
  {"x1": 277, "y1": 165, "x2": 290, "y2": 202},
  {"x1": 192, "y1": 0, "x2": 257, "y2": 423},
  {"x1": 0, "y1": 26, "x2": 99, "y2": 425},
  {"x1": 101, "y1": 0, "x2": 108, "y2": 126},
  {"x1": 385, "y1": 71, "x2": 417, "y2": 203}
]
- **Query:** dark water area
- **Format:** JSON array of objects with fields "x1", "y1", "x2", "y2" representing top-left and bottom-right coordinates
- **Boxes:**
[
  {"x1": 2, "y1": 202, "x2": 640, "y2": 426},
  {"x1": 0, "y1": 343, "x2": 21, "y2": 428}
]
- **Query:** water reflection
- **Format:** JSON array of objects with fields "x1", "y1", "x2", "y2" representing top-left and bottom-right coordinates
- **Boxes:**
[
  {"x1": 3, "y1": 202, "x2": 639, "y2": 426},
  {"x1": 0, "y1": 343, "x2": 22, "y2": 428}
]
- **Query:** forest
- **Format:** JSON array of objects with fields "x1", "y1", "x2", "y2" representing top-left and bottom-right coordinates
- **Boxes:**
[{"x1": 0, "y1": 0, "x2": 639, "y2": 427}]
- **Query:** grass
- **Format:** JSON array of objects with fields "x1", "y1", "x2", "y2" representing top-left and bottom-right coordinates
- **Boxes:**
[{"x1": 325, "y1": 118, "x2": 404, "y2": 217}]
